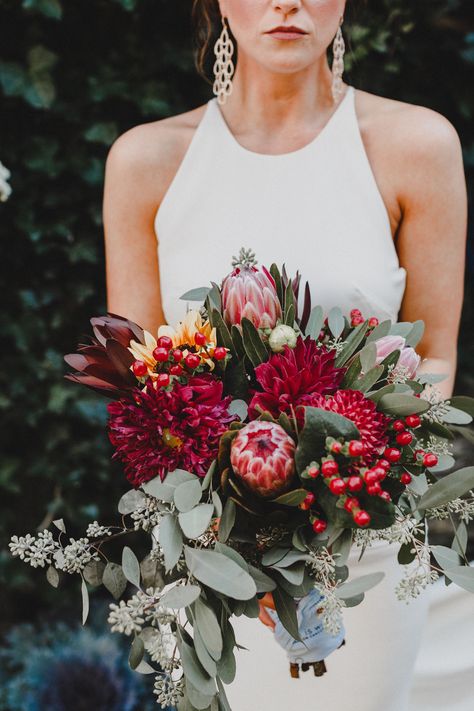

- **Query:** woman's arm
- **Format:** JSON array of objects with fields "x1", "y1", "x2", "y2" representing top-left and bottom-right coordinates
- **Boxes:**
[
  {"x1": 103, "y1": 120, "x2": 189, "y2": 335},
  {"x1": 394, "y1": 108, "x2": 468, "y2": 400}
]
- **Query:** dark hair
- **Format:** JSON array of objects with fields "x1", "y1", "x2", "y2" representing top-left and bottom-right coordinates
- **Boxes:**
[{"x1": 191, "y1": 0, "x2": 222, "y2": 82}]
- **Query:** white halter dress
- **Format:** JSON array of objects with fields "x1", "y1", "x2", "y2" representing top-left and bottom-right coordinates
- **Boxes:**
[{"x1": 153, "y1": 86, "x2": 466, "y2": 710}]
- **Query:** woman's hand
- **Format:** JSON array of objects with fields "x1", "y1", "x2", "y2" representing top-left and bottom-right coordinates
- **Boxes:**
[{"x1": 258, "y1": 592, "x2": 276, "y2": 630}]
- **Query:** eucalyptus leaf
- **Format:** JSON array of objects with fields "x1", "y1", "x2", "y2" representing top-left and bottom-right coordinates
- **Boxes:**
[
  {"x1": 81, "y1": 576, "x2": 89, "y2": 625},
  {"x1": 448, "y1": 396, "x2": 474, "y2": 417},
  {"x1": 441, "y1": 565, "x2": 474, "y2": 593},
  {"x1": 143, "y1": 469, "x2": 195, "y2": 503},
  {"x1": 46, "y1": 564, "x2": 59, "y2": 588},
  {"x1": 179, "y1": 504, "x2": 214, "y2": 539},
  {"x1": 336, "y1": 572, "x2": 385, "y2": 599},
  {"x1": 354, "y1": 365, "x2": 384, "y2": 393},
  {"x1": 134, "y1": 660, "x2": 156, "y2": 675},
  {"x1": 377, "y1": 393, "x2": 430, "y2": 416},
  {"x1": 122, "y1": 546, "x2": 141, "y2": 588},
  {"x1": 83, "y1": 559, "x2": 105, "y2": 587},
  {"x1": 118, "y1": 488, "x2": 146, "y2": 515},
  {"x1": 328, "y1": 307, "x2": 345, "y2": 339},
  {"x1": 177, "y1": 628, "x2": 216, "y2": 697},
  {"x1": 427, "y1": 454, "x2": 455, "y2": 473},
  {"x1": 265, "y1": 549, "x2": 310, "y2": 569},
  {"x1": 212, "y1": 491, "x2": 223, "y2": 517},
  {"x1": 228, "y1": 399, "x2": 248, "y2": 421},
  {"x1": 102, "y1": 562, "x2": 127, "y2": 600},
  {"x1": 440, "y1": 406, "x2": 473, "y2": 426},
  {"x1": 247, "y1": 563, "x2": 277, "y2": 593},
  {"x1": 129, "y1": 636, "x2": 145, "y2": 670},
  {"x1": 202, "y1": 460, "x2": 216, "y2": 492},
  {"x1": 405, "y1": 320, "x2": 425, "y2": 348},
  {"x1": 174, "y1": 479, "x2": 203, "y2": 513},
  {"x1": 417, "y1": 373, "x2": 448, "y2": 385},
  {"x1": 216, "y1": 626, "x2": 237, "y2": 683},
  {"x1": 52, "y1": 518, "x2": 65, "y2": 533},
  {"x1": 193, "y1": 597, "x2": 223, "y2": 661},
  {"x1": 161, "y1": 584, "x2": 201, "y2": 609},
  {"x1": 365, "y1": 319, "x2": 392, "y2": 343},
  {"x1": 184, "y1": 547, "x2": 256, "y2": 600},
  {"x1": 305, "y1": 306, "x2": 324, "y2": 340},
  {"x1": 452, "y1": 522, "x2": 468, "y2": 557},
  {"x1": 431, "y1": 545, "x2": 461, "y2": 572},
  {"x1": 272, "y1": 586, "x2": 301, "y2": 641},
  {"x1": 334, "y1": 321, "x2": 369, "y2": 367},
  {"x1": 389, "y1": 322, "x2": 413, "y2": 339},
  {"x1": 331, "y1": 529, "x2": 353, "y2": 567},
  {"x1": 214, "y1": 542, "x2": 248, "y2": 571},
  {"x1": 417, "y1": 467, "x2": 474, "y2": 512},
  {"x1": 159, "y1": 514, "x2": 183, "y2": 571},
  {"x1": 341, "y1": 592, "x2": 365, "y2": 607},
  {"x1": 193, "y1": 627, "x2": 218, "y2": 678},
  {"x1": 218, "y1": 498, "x2": 236, "y2": 543},
  {"x1": 272, "y1": 489, "x2": 308, "y2": 507},
  {"x1": 273, "y1": 563, "x2": 305, "y2": 585},
  {"x1": 359, "y1": 342, "x2": 378, "y2": 373},
  {"x1": 180, "y1": 286, "x2": 211, "y2": 302}
]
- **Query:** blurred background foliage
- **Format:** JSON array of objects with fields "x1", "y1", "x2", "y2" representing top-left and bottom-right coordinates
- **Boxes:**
[{"x1": 0, "y1": 0, "x2": 473, "y2": 701}]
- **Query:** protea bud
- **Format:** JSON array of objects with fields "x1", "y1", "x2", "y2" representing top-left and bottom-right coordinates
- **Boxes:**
[
  {"x1": 374, "y1": 335, "x2": 406, "y2": 362},
  {"x1": 221, "y1": 249, "x2": 281, "y2": 330},
  {"x1": 268, "y1": 325, "x2": 297, "y2": 353},
  {"x1": 396, "y1": 347, "x2": 421, "y2": 379},
  {"x1": 374, "y1": 335, "x2": 420, "y2": 379},
  {"x1": 230, "y1": 421, "x2": 296, "y2": 498}
]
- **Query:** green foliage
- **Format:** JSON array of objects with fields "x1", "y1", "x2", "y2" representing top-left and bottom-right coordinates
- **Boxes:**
[{"x1": 0, "y1": 0, "x2": 473, "y2": 630}]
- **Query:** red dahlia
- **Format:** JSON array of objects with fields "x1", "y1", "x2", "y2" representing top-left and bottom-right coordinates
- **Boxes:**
[
  {"x1": 311, "y1": 389, "x2": 390, "y2": 461},
  {"x1": 248, "y1": 336, "x2": 345, "y2": 420},
  {"x1": 107, "y1": 374, "x2": 236, "y2": 487}
]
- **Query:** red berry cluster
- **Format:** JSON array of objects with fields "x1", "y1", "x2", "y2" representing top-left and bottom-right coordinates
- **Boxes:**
[
  {"x1": 385, "y1": 413, "x2": 439, "y2": 487},
  {"x1": 131, "y1": 333, "x2": 229, "y2": 387},
  {"x1": 350, "y1": 308, "x2": 379, "y2": 329}
]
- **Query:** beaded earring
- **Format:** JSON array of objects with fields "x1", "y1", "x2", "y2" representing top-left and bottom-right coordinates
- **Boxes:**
[
  {"x1": 213, "y1": 16, "x2": 235, "y2": 105},
  {"x1": 331, "y1": 17, "x2": 345, "y2": 103}
]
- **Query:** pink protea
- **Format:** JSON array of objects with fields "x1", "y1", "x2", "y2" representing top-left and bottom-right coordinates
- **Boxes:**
[
  {"x1": 311, "y1": 389, "x2": 391, "y2": 462},
  {"x1": 248, "y1": 336, "x2": 345, "y2": 420},
  {"x1": 107, "y1": 374, "x2": 237, "y2": 487},
  {"x1": 221, "y1": 250, "x2": 281, "y2": 330},
  {"x1": 374, "y1": 335, "x2": 421, "y2": 379},
  {"x1": 230, "y1": 421, "x2": 296, "y2": 498}
]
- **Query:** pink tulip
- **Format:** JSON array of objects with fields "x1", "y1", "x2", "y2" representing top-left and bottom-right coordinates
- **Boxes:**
[
  {"x1": 374, "y1": 335, "x2": 406, "y2": 363},
  {"x1": 221, "y1": 265, "x2": 281, "y2": 330}
]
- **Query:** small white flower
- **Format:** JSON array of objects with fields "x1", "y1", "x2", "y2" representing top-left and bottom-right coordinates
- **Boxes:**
[
  {"x1": 9, "y1": 529, "x2": 57, "y2": 568},
  {"x1": 85, "y1": 521, "x2": 113, "y2": 538},
  {"x1": 0, "y1": 161, "x2": 12, "y2": 202}
]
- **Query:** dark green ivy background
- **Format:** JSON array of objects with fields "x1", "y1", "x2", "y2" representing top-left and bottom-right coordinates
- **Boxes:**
[{"x1": 0, "y1": 0, "x2": 473, "y2": 631}]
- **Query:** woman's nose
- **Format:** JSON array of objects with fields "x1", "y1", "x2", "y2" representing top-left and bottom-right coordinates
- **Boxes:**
[{"x1": 271, "y1": 0, "x2": 303, "y2": 15}]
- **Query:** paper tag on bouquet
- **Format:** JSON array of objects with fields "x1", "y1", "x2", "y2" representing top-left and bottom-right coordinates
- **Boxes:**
[{"x1": 268, "y1": 587, "x2": 345, "y2": 665}]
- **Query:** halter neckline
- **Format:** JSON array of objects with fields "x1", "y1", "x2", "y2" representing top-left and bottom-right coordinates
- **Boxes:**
[{"x1": 208, "y1": 85, "x2": 354, "y2": 159}]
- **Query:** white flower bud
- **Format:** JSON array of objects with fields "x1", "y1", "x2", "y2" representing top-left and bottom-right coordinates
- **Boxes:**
[{"x1": 268, "y1": 324, "x2": 298, "y2": 353}]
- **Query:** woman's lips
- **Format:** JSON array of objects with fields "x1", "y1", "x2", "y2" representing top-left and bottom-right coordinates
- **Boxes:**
[{"x1": 266, "y1": 28, "x2": 308, "y2": 40}]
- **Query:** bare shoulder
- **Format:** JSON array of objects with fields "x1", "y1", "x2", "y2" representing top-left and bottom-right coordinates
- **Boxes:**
[
  {"x1": 354, "y1": 87, "x2": 462, "y2": 166},
  {"x1": 104, "y1": 103, "x2": 208, "y2": 202}
]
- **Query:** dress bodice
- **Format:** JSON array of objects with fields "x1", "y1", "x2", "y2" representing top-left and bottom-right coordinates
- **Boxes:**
[{"x1": 154, "y1": 85, "x2": 406, "y2": 326}]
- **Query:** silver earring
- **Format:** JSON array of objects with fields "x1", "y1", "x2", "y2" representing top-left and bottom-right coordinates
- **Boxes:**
[
  {"x1": 331, "y1": 17, "x2": 345, "y2": 103},
  {"x1": 213, "y1": 16, "x2": 235, "y2": 105}
]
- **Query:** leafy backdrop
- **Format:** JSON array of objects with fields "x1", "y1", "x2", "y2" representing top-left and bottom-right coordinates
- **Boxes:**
[{"x1": 0, "y1": 0, "x2": 473, "y2": 630}]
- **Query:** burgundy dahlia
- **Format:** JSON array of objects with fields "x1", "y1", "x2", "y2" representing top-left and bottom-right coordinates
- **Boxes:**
[
  {"x1": 248, "y1": 336, "x2": 345, "y2": 420},
  {"x1": 107, "y1": 374, "x2": 236, "y2": 487},
  {"x1": 311, "y1": 389, "x2": 391, "y2": 461}
]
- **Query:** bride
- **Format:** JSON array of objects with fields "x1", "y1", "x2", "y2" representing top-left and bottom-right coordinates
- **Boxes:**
[{"x1": 102, "y1": 1, "x2": 467, "y2": 709}]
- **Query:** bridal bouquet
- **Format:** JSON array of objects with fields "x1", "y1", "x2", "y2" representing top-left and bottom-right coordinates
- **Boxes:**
[{"x1": 9, "y1": 248, "x2": 474, "y2": 710}]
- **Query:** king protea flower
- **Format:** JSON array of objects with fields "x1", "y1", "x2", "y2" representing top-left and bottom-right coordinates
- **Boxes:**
[
  {"x1": 374, "y1": 335, "x2": 421, "y2": 379},
  {"x1": 221, "y1": 253, "x2": 281, "y2": 330},
  {"x1": 230, "y1": 421, "x2": 296, "y2": 498}
]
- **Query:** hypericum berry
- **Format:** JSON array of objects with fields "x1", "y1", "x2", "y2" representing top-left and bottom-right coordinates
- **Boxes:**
[
  {"x1": 413, "y1": 448, "x2": 425, "y2": 460},
  {"x1": 347, "y1": 475, "x2": 364, "y2": 492},
  {"x1": 396, "y1": 431, "x2": 414, "y2": 446},
  {"x1": 377, "y1": 459, "x2": 391, "y2": 470},
  {"x1": 364, "y1": 469, "x2": 380, "y2": 485},
  {"x1": 172, "y1": 349, "x2": 183, "y2": 362},
  {"x1": 213, "y1": 347, "x2": 228, "y2": 361},
  {"x1": 185, "y1": 353, "x2": 201, "y2": 369},
  {"x1": 393, "y1": 419, "x2": 406, "y2": 432},
  {"x1": 312, "y1": 519, "x2": 327, "y2": 534},
  {"x1": 132, "y1": 360, "x2": 148, "y2": 377},
  {"x1": 157, "y1": 336, "x2": 173, "y2": 350},
  {"x1": 350, "y1": 309, "x2": 362, "y2": 319},
  {"x1": 331, "y1": 441, "x2": 343, "y2": 454},
  {"x1": 423, "y1": 453, "x2": 439, "y2": 468},
  {"x1": 351, "y1": 316, "x2": 364, "y2": 327},
  {"x1": 354, "y1": 510, "x2": 371, "y2": 527},
  {"x1": 367, "y1": 482, "x2": 382, "y2": 496},
  {"x1": 368, "y1": 317, "x2": 379, "y2": 328},
  {"x1": 380, "y1": 491, "x2": 392, "y2": 503},
  {"x1": 156, "y1": 373, "x2": 170, "y2": 387},
  {"x1": 329, "y1": 478, "x2": 347, "y2": 495},
  {"x1": 300, "y1": 492, "x2": 316, "y2": 510},
  {"x1": 169, "y1": 364, "x2": 184, "y2": 376},
  {"x1": 321, "y1": 460, "x2": 339, "y2": 477},
  {"x1": 384, "y1": 447, "x2": 402, "y2": 463},
  {"x1": 348, "y1": 440, "x2": 366, "y2": 457},
  {"x1": 307, "y1": 465, "x2": 320, "y2": 479},
  {"x1": 405, "y1": 414, "x2": 421, "y2": 428},
  {"x1": 372, "y1": 466, "x2": 387, "y2": 481},
  {"x1": 344, "y1": 497, "x2": 359, "y2": 513},
  {"x1": 194, "y1": 331, "x2": 207, "y2": 347},
  {"x1": 400, "y1": 472, "x2": 412, "y2": 485},
  {"x1": 152, "y1": 346, "x2": 169, "y2": 362}
]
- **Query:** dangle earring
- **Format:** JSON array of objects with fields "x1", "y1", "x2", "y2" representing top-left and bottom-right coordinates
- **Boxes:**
[
  {"x1": 331, "y1": 16, "x2": 345, "y2": 103},
  {"x1": 213, "y1": 16, "x2": 235, "y2": 105}
]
